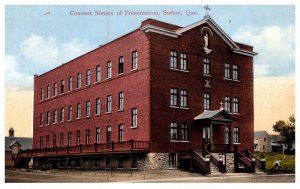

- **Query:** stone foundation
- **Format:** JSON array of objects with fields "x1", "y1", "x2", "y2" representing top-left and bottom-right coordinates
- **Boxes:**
[{"x1": 210, "y1": 153, "x2": 235, "y2": 173}]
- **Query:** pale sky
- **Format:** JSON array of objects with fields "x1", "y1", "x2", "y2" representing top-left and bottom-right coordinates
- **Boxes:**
[{"x1": 4, "y1": 5, "x2": 295, "y2": 137}]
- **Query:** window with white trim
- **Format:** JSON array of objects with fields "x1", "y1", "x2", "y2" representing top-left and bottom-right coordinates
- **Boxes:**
[
  {"x1": 118, "y1": 56, "x2": 124, "y2": 74},
  {"x1": 203, "y1": 58, "x2": 210, "y2": 75},
  {"x1": 41, "y1": 88, "x2": 44, "y2": 101},
  {"x1": 60, "y1": 108, "x2": 64, "y2": 122},
  {"x1": 225, "y1": 96, "x2": 231, "y2": 112},
  {"x1": 233, "y1": 97, "x2": 239, "y2": 113},
  {"x1": 170, "y1": 122, "x2": 178, "y2": 140},
  {"x1": 107, "y1": 95, "x2": 112, "y2": 113},
  {"x1": 46, "y1": 112, "x2": 50, "y2": 125},
  {"x1": 96, "y1": 98, "x2": 101, "y2": 115},
  {"x1": 61, "y1": 80, "x2": 65, "y2": 94},
  {"x1": 68, "y1": 105, "x2": 72, "y2": 121},
  {"x1": 225, "y1": 126, "x2": 230, "y2": 144},
  {"x1": 180, "y1": 90, "x2": 188, "y2": 108},
  {"x1": 180, "y1": 53, "x2": 187, "y2": 71},
  {"x1": 106, "y1": 126, "x2": 111, "y2": 143},
  {"x1": 204, "y1": 93, "x2": 210, "y2": 110},
  {"x1": 233, "y1": 127, "x2": 239, "y2": 143},
  {"x1": 68, "y1": 132, "x2": 72, "y2": 146},
  {"x1": 107, "y1": 61, "x2": 112, "y2": 79},
  {"x1": 76, "y1": 130, "x2": 80, "y2": 145},
  {"x1": 47, "y1": 85, "x2": 50, "y2": 99},
  {"x1": 53, "y1": 134, "x2": 56, "y2": 147},
  {"x1": 40, "y1": 113, "x2": 44, "y2": 126},
  {"x1": 96, "y1": 127, "x2": 100, "y2": 144},
  {"x1": 170, "y1": 88, "x2": 178, "y2": 107},
  {"x1": 118, "y1": 92, "x2": 124, "y2": 111},
  {"x1": 170, "y1": 50, "x2": 177, "y2": 69},
  {"x1": 96, "y1": 65, "x2": 101, "y2": 82},
  {"x1": 225, "y1": 63, "x2": 230, "y2": 79},
  {"x1": 86, "y1": 129, "x2": 90, "y2": 144},
  {"x1": 118, "y1": 124, "x2": 124, "y2": 142},
  {"x1": 131, "y1": 108, "x2": 137, "y2": 128},
  {"x1": 233, "y1": 64, "x2": 238, "y2": 80},
  {"x1": 77, "y1": 103, "x2": 81, "y2": 118},
  {"x1": 169, "y1": 153, "x2": 176, "y2": 168},
  {"x1": 68, "y1": 77, "x2": 73, "y2": 91},
  {"x1": 86, "y1": 69, "x2": 91, "y2": 86},
  {"x1": 181, "y1": 123, "x2": 188, "y2": 141},
  {"x1": 54, "y1": 83, "x2": 57, "y2": 96},
  {"x1": 132, "y1": 51, "x2": 138, "y2": 70},
  {"x1": 53, "y1": 109, "x2": 57, "y2": 124},
  {"x1": 86, "y1": 101, "x2": 90, "y2": 117},
  {"x1": 77, "y1": 73, "x2": 81, "y2": 89}
]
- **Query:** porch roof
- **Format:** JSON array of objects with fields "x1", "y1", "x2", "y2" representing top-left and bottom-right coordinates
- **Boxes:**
[{"x1": 194, "y1": 109, "x2": 235, "y2": 123}]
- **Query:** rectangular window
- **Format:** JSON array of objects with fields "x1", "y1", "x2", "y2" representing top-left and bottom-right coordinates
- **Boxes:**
[
  {"x1": 180, "y1": 90, "x2": 188, "y2": 108},
  {"x1": 53, "y1": 134, "x2": 56, "y2": 147},
  {"x1": 131, "y1": 108, "x2": 137, "y2": 128},
  {"x1": 225, "y1": 126, "x2": 230, "y2": 144},
  {"x1": 96, "y1": 127, "x2": 100, "y2": 144},
  {"x1": 47, "y1": 85, "x2": 50, "y2": 99},
  {"x1": 225, "y1": 63, "x2": 230, "y2": 79},
  {"x1": 41, "y1": 88, "x2": 44, "y2": 101},
  {"x1": 204, "y1": 93, "x2": 210, "y2": 110},
  {"x1": 170, "y1": 50, "x2": 178, "y2": 69},
  {"x1": 107, "y1": 95, "x2": 112, "y2": 113},
  {"x1": 61, "y1": 108, "x2": 64, "y2": 122},
  {"x1": 180, "y1": 53, "x2": 188, "y2": 71},
  {"x1": 46, "y1": 112, "x2": 50, "y2": 125},
  {"x1": 118, "y1": 92, "x2": 124, "y2": 111},
  {"x1": 233, "y1": 97, "x2": 239, "y2": 113},
  {"x1": 96, "y1": 65, "x2": 101, "y2": 82},
  {"x1": 118, "y1": 124, "x2": 124, "y2": 142},
  {"x1": 203, "y1": 58, "x2": 210, "y2": 75},
  {"x1": 86, "y1": 129, "x2": 90, "y2": 144},
  {"x1": 169, "y1": 153, "x2": 176, "y2": 168},
  {"x1": 54, "y1": 83, "x2": 57, "y2": 96},
  {"x1": 53, "y1": 110, "x2": 57, "y2": 124},
  {"x1": 118, "y1": 56, "x2": 124, "y2": 74},
  {"x1": 107, "y1": 61, "x2": 112, "y2": 79},
  {"x1": 170, "y1": 88, "x2": 178, "y2": 107},
  {"x1": 60, "y1": 133, "x2": 64, "y2": 147},
  {"x1": 86, "y1": 69, "x2": 91, "y2": 86},
  {"x1": 233, "y1": 64, "x2": 238, "y2": 80},
  {"x1": 77, "y1": 73, "x2": 81, "y2": 89},
  {"x1": 68, "y1": 105, "x2": 72, "y2": 121},
  {"x1": 181, "y1": 123, "x2": 188, "y2": 141},
  {"x1": 233, "y1": 127, "x2": 239, "y2": 143},
  {"x1": 46, "y1": 135, "x2": 49, "y2": 148},
  {"x1": 225, "y1": 96, "x2": 231, "y2": 112},
  {"x1": 106, "y1": 126, "x2": 111, "y2": 143},
  {"x1": 68, "y1": 77, "x2": 73, "y2": 91},
  {"x1": 96, "y1": 98, "x2": 101, "y2": 115},
  {"x1": 68, "y1": 132, "x2": 72, "y2": 146},
  {"x1": 39, "y1": 136, "x2": 43, "y2": 149},
  {"x1": 170, "y1": 122, "x2": 178, "y2": 140},
  {"x1": 61, "y1": 80, "x2": 65, "y2": 94},
  {"x1": 86, "y1": 101, "x2": 90, "y2": 117},
  {"x1": 77, "y1": 103, "x2": 81, "y2": 119},
  {"x1": 76, "y1": 130, "x2": 80, "y2": 145},
  {"x1": 132, "y1": 51, "x2": 138, "y2": 70},
  {"x1": 40, "y1": 113, "x2": 44, "y2": 126}
]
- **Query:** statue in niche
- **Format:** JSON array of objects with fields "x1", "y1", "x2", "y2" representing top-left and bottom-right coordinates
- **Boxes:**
[{"x1": 203, "y1": 33, "x2": 212, "y2": 54}]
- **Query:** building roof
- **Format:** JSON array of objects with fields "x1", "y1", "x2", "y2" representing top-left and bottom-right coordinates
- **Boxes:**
[
  {"x1": 194, "y1": 109, "x2": 235, "y2": 122},
  {"x1": 5, "y1": 137, "x2": 32, "y2": 151},
  {"x1": 254, "y1": 131, "x2": 270, "y2": 139},
  {"x1": 271, "y1": 134, "x2": 283, "y2": 143}
]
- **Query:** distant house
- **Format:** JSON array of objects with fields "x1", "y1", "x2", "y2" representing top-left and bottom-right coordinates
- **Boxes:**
[
  {"x1": 5, "y1": 127, "x2": 32, "y2": 167},
  {"x1": 270, "y1": 134, "x2": 283, "y2": 152},
  {"x1": 254, "y1": 131, "x2": 272, "y2": 152}
]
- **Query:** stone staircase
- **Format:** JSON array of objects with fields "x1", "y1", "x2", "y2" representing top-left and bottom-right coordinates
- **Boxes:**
[{"x1": 209, "y1": 161, "x2": 222, "y2": 176}]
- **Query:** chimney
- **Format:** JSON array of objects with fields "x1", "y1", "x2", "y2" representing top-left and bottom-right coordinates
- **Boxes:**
[{"x1": 9, "y1": 127, "x2": 14, "y2": 138}]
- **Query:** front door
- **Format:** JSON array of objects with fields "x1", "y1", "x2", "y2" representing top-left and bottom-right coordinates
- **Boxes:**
[{"x1": 203, "y1": 127, "x2": 211, "y2": 143}]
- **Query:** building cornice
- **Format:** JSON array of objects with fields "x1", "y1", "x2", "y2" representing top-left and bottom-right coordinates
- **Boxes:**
[{"x1": 140, "y1": 24, "x2": 181, "y2": 38}]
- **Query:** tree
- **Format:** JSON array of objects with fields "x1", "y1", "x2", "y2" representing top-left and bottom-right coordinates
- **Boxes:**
[{"x1": 273, "y1": 114, "x2": 295, "y2": 150}]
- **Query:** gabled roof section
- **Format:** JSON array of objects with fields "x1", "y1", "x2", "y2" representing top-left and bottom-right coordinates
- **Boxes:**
[
  {"x1": 9, "y1": 140, "x2": 22, "y2": 147},
  {"x1": 5, "y1": 137, "x2": 33, "y2": 151},
  {"x1": 254, "y1": 131, "x2": 270, "y2": 139},
  {"x1": 194, "y1": 109, "x2": 235, "y2": 122}
]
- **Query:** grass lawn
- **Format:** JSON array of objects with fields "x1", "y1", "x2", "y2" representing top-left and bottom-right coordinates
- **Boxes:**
[{"x1": 255, "y1": 152, "x2": 295, "y2": 173}]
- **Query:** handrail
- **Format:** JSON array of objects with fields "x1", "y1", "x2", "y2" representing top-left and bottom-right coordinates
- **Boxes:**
[
  {"x1": 193, "y1": 150, "x2": 210, "y2": 174},
  {"x1": 246, "y1": 150, "x2": 261, "y2": 169},
  {"x1": 236, "y1": 150, "x2": 252, "y2": 168},
  {"x1": 204, "y1": 150, "x2": 219, "y2": 168}
]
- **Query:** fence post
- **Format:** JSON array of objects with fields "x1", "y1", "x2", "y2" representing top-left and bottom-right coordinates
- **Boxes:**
[
  {"x1": 251, "y1": 159, "x2": 256, "y2": 173},
  {"x1": 260, "y1": 159, "x2": 266, "y2": 172}
]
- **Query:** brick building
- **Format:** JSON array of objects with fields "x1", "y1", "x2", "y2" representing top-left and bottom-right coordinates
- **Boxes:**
[{"x1": 17, "y1": 13, "x2": 262, "y2": 173}]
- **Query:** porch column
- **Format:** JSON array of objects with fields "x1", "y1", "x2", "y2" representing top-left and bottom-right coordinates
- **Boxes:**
[{"x1": 210, "y1": 123, "x2": 213, "y2": 144}]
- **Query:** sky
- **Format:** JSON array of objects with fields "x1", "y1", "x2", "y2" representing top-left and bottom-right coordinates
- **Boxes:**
[{"x1": 4, "y1": 5, "x2": 295, "y2": 137}]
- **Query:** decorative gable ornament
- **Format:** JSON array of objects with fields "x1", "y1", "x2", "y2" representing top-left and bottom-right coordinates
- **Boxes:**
[{"x1": 203, "y1": 33, "x2": 212, "y2": 54}]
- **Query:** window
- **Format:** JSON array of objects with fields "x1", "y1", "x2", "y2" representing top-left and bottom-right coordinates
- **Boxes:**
[
  {"x1": 77, "y1": 103, "x2": 81, "y2": 119},
  {"x1": 263, "y1": 145, "x2": 265, "y2": 150},
  {"x1": 169, "y1": 153, "x2": 176, "y2": 168},
  {"x1": 107, "y1": 95, "x2": 112, "y2": 113},
  {"x1": 118, "y1": 56, "x2": 124, "y2": 74},
  {"x1": 225, "y1": 96, "x2": 231, "y2": 112},
  {"x1": 39, "y1": 136, "x2": 43, "y2": 149},
  {"x1": 77, "y1": 73, "x2": 81, "y2": 89},
  {"x1": 96, "y1": 98, "x2": 101, "y2": 115},
  {"x1": 225, "y1": 63, "x2": 230, "y2": 79},
  {"x1": 107, "y1": 61, "x2": 112, "y2": 79},
  {"x1": 170, "y1": 88, "x2": 178, "y2": 107},
  {"x1": 68, "y1": 105, "x2": 72, "y2": 121},
  {"x1": 46, "y1": 112, "x2": 50, "y2": 125},
  {"x1": 170, "y1": 50, "x2": 178, "y2": 69},
  {"x1": 96, "y1": 127, "x2": 100, "y2": 144},
  {"x1": 180, "y1": 90, "x2": 188, "y2": 108},
  {"x1": 131, "y1": 108, "x2": 137, "y2": 128},
  {"x1": 204, "y1": 93, "x2": 210, "y2": 110},
  {"x1": 54, "y1": 83, "x2": 57, "y2": 96},
  {"x1": 41, "y1": 88, "x2": 44, "y2": 101},
  {"x1": 181, "y1": 123, "x2": 188, "y2": 141},
  {"x1": 264, "y1": 137, "x2": 266, "y2": 142},
  {"x1": 53, "y1": 134, "x2": 56, "y2": 147},
  {"x1": 118, "y1": 124, "x2": 124, "y2": 142},
  {"x1": 47, "y1": 85, "x2": 50, "y2": 99},
  {"x1": 233, "y1": 97, "x2": 239, "y2": 113},
  {"x1": 180, "y1": 53, "x2": 187, "y2": 71},
  {"x1": 132, "y1": 51, "x2": 138, "y2": 70},
  {"x1": 233, "y1": 127, "x2": 239, "y2": 143},
  {"x1": 170, "y1": 122, "x2": 178, "y2": 140},
  {"x1": 40, "y1": 113, "x2": 44, "y2": 126},
  {"x1": 86, "y1": 129, "x2": 90, "y2": 144},
  {"x1": 86, "y1": 69, "x2": 91, "y2": 86},
  {"x1": 106, "y1": 126, "x2": 111, "y2": 143},
  {"x1": 61, "y1": 80, "x2": 65, "y2": 94},
  {"x1": 53, "y1": 110, "x2": 57, "y2": 124},
  {"x1": 118, "y1": 92, "x2": 124, "y2": 111},
  {"x1": 96, "y1": 65, "x2": 101, "y2": 82},
  {"x1": 233, "y1": 65, "x2": 238, "y2": 80},
  {"x1": 225, "y1": 126, "x2": 230, "y2": 144},
  {"x1": 46, "y1": 135, "x2": 49, "y2": 148},
  {"x1": 203, "y1": 58, "x2": 210, "y2": 75},
  {"x1": 86, "y1": 101, "x2": 90, "y2": 117},
  {"x1": 68, "y1": 77, "x2": 73, "y2": 91},
  {"x1": 68, "y1": 132, "x2": 72, "y2": 146},
  {"x1": 60, "y1": 108, "x2": 64, "y2": 122},
  {"x1": 76, "y1": 130, "x2": 80, "y2": 145},
  {"x1": 60, "y1": 133, "x2": 64, "y2": 147}
]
